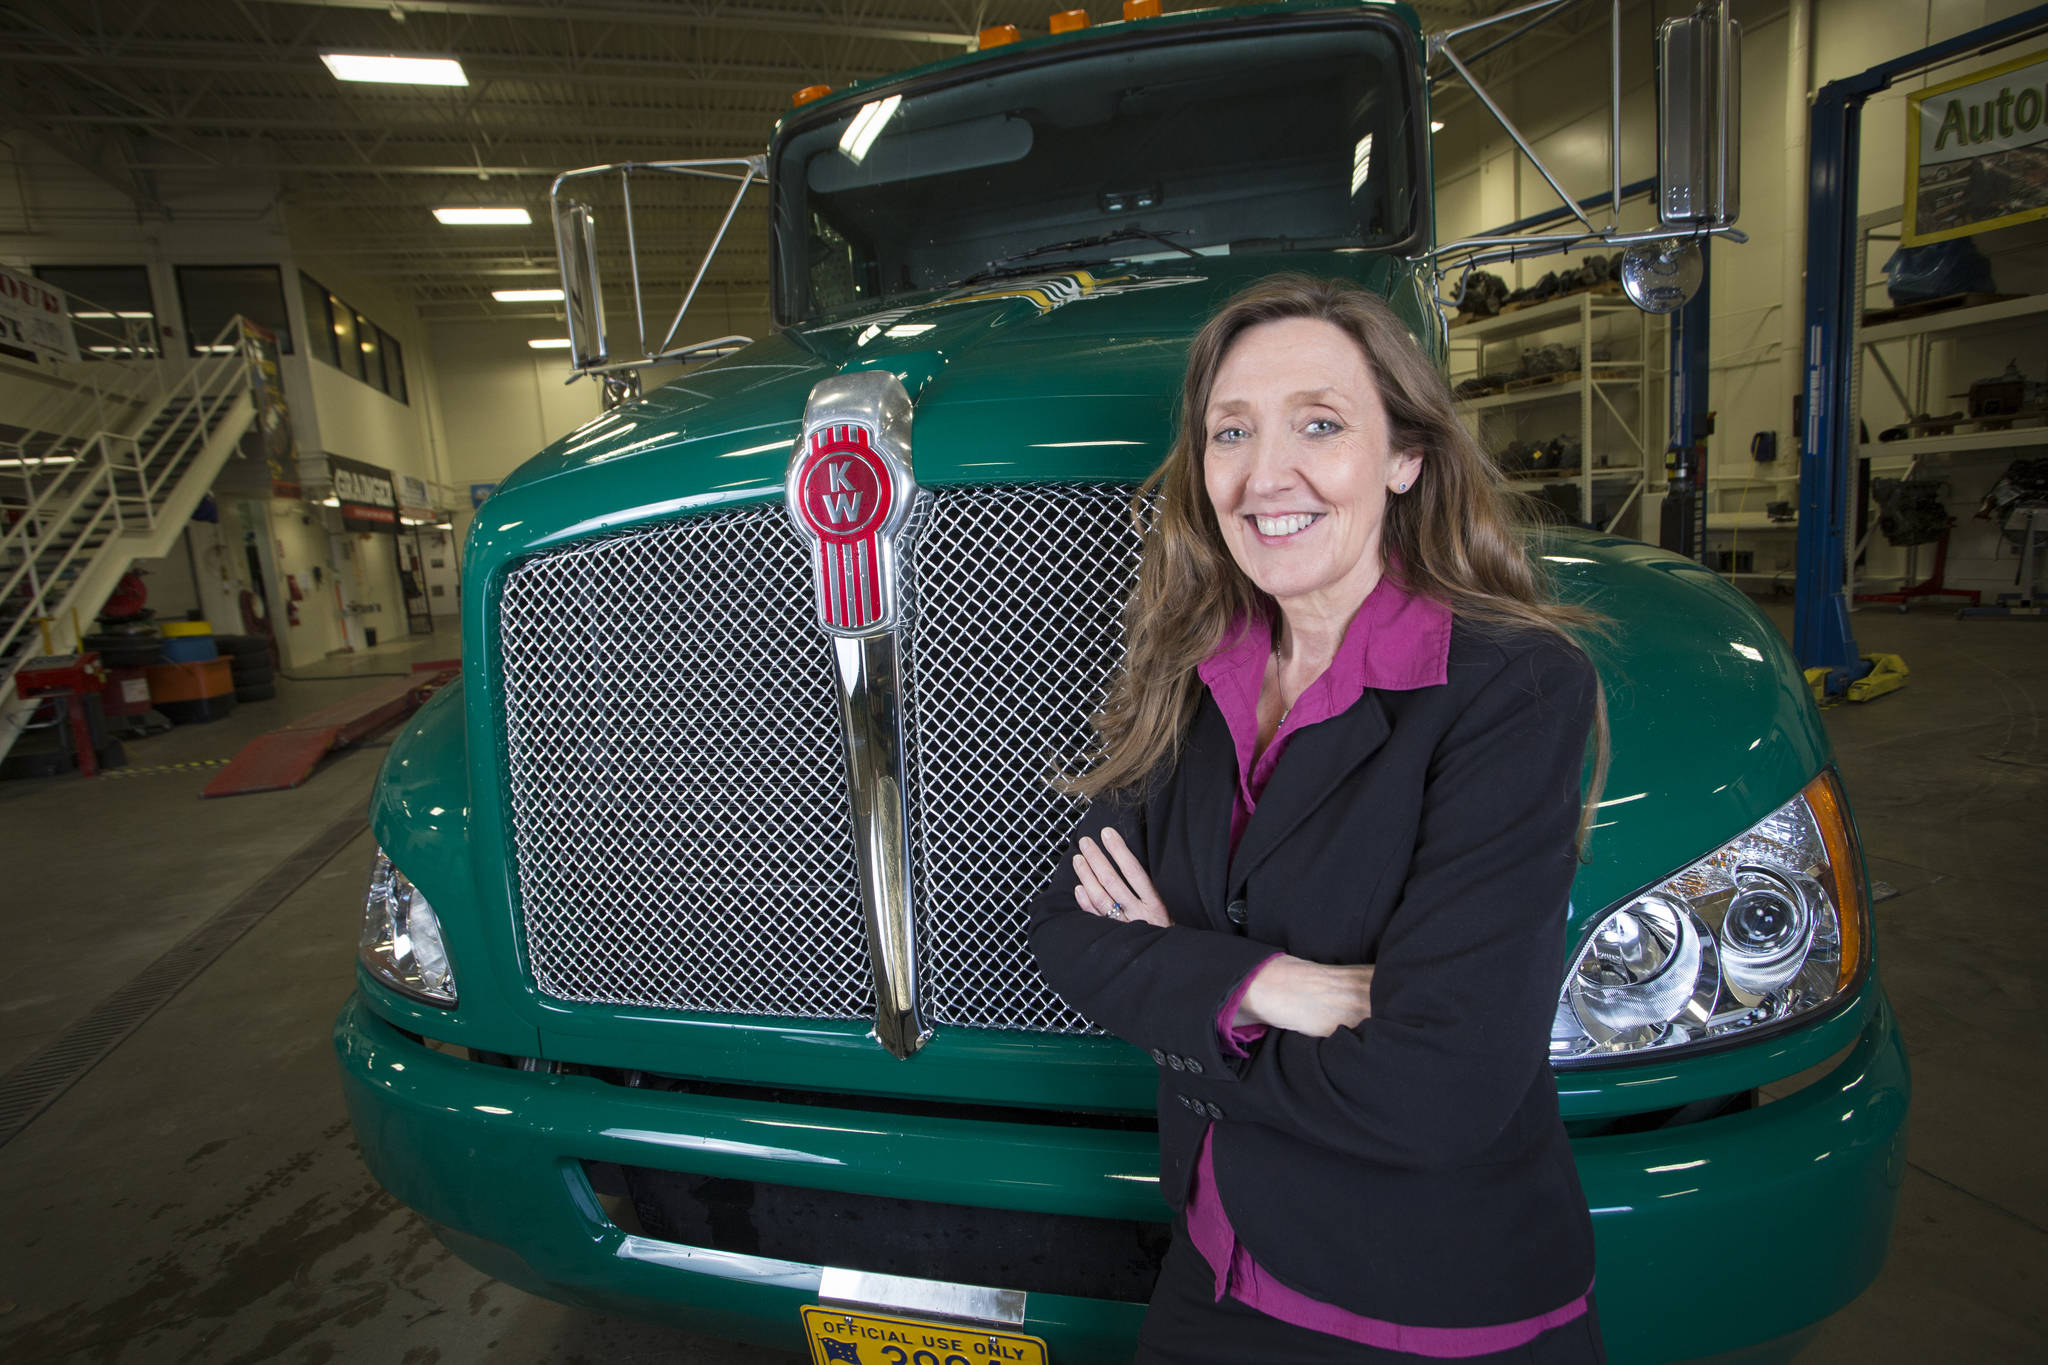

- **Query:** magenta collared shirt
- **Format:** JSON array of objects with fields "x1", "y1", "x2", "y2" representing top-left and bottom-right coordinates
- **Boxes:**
[{"x1": 1183, "y1": 573, "x2": 1591, "y2": 1357}]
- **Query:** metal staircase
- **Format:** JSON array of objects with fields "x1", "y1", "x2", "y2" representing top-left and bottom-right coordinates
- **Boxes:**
[{"x1": 1, "y1": 313, "x2": 258, "y2": 766}]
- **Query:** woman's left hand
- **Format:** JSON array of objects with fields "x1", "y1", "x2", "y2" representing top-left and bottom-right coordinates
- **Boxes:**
[{"x1": 1072, "y1": 827, "x2": 1173, "y2": 927}]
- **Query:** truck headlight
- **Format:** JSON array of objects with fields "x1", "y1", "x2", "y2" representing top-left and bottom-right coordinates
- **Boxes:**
[
  {"x1": 359, "y1": 847, "x2": 457, "y2": 1007},
  {"x1": 1551, "y1": 772, "x2": 1864, "y2": 1066}
]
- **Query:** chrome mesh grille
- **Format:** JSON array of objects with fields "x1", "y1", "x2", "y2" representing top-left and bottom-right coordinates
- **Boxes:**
[
  {"x1": 903, "y1": 486, "x2": 1141, "y2": 1032},
  {"x1": 497, "y1": 484, "x2": 1142, "y2": 1033},
  {"x1": 499, "y1": 504, "x2": 874, "y2": 1019}
]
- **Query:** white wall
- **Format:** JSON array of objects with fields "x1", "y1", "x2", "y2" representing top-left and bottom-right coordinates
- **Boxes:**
[
  {"x1": 1432, "y1": 0, "x2": 2047, "y2": 596},
  {"x1": 426, "y1": 319, "x2": 603, "y2": 521}
]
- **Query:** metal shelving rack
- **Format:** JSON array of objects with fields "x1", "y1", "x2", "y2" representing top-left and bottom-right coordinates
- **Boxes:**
[
  {"x1": 1847, "y1": 205, "x2": 2048, "y2": 601},
  {"x1": 1447, "y1": 291, "x2": 1663, "y2": 533}
]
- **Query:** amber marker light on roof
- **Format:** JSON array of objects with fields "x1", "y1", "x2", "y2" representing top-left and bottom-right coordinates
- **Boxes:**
[
  {"x1": 978, "y1": 24, "x2": 1021, "y2": 49},
  {"x1": 1123, "y1": 0, "x2": 1161, "y2": 19},
  {"x1": 793, "y1": 84, "x2": 832, "y2": 106},
  {"x1": 1050, "y1": 9, "x2": 1090, "y2": 33}
]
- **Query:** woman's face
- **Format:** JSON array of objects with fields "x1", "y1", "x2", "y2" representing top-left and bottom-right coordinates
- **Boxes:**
[{"x1": 1201, "y1": 316, "x2": 1422, "y2": 624}]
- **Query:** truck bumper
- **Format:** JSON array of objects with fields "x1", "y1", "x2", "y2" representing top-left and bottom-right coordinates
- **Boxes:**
[{"x1": 336, "y1": 991, "x2": 1908, "y2": 1365}]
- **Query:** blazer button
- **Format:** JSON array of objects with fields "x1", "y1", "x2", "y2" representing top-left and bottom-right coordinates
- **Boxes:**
[
  {"x1": 1150, "y1": 1048, "x2": 1166, "y2": 1066},
  {"x1": 1185, "y1": 1058, "x2": 1204, "y2": 1076},
  {"x1": 1205, "y1": 1101, "x2": 1225, "y2": 1120},
  {"x1": 1226, "y1": 898, "x2": 1248, "y2": 926},
  {"x1": 1168, "y1": 1054, "x2": 1185, "y2": 1071}
]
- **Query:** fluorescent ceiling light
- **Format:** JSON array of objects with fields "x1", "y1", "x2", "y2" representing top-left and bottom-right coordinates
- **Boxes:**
[
  {"x1": 528, "y1": 338, "x2": 573, "y2": 349},
  {"x1": 73, "y1": 310, "x2": 153, "y2": 320},
  {"x1": 838, "y1": 93, "x2": 902, "y2": 166},
  {"x1": 321, "y1": 52, "x2": 469, "y2": 86},
  {"x1": 492, "y1": 288, "x2": 565, "y2": 303},
  {"x1": 1430, "y1": 120, "x2": 1446, "y2": 133},
  {"x1": 434, "y1": 206, "x2": 531, "y2": 226}
]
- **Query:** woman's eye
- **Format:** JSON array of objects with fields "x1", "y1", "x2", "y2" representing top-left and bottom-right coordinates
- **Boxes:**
[
  {"x1": 1305, "y1": 418, "x2": 1341, "y2": 436},
  {"x1": 1212, "y1": 426, "x2": 1247, "y2": 444}
]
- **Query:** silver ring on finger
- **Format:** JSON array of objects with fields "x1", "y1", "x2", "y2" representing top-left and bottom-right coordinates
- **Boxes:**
[{"x1": 1107, "y1": 902, "x2": 1126, "y2": 920}]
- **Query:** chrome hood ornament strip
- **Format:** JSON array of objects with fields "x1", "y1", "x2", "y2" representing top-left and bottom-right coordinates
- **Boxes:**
[{"x1": 788, "y1": 371, "x2": 929, "y2": 1058}]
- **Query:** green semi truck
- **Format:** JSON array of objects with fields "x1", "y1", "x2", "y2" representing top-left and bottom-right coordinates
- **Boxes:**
[{"x1": 339, "y1": 4, "x2": 1907, "y2": 1362}]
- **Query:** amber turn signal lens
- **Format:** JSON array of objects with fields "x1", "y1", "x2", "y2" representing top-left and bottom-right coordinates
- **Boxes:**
[
  {"x1": 1050, "y1": 8, "x2": 1089, "y2": 32},
  {"x1": 1802, "y1": 770, "x2": 1866, "y2": 993},
  {"x1": 978, "y1": 24, "x2": 1021, "y2": 49},
  {"x1": 792, "y1": 84, "x2": 832, "y2": 106},
  {"x1": 1123, "y1": 0, "x2": 1161, "y2": 19}
]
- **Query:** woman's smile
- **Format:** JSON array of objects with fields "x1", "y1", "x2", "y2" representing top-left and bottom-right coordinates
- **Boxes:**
[{"x1": 1249, "y1": 512, "x2": 1324, "y2": 540}]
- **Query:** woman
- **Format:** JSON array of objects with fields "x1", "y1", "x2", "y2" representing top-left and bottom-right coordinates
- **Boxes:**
[{"x1": 1027, "y1": 275, "x2": 1607, "y2": 1363}]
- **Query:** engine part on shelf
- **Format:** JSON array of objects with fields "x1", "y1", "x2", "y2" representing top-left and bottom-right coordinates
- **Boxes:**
[
  {"x1": 1457, "y1": 270, "x2": 1510, "y2": 318},
  {"x1": 1978, "y1": 457, "x2": 2048, "y2": 548},
  {"x1": 1454, "y1": 372, "x2": 1515, "y2": 399},
  {"x1": 1496, "y1": 439, "x2": 1543, "y2": 473},
  {"x1": 1562, "y1": 253, "x2": 1615, "y2": 290},
  {"x1": 1869, "y1": 478, "x2": 1951, "y2": 547},
  {"x1": 1966, "y1": 360, "x2": 2047, "y2": 418},
  {"x1": 1521, "y1": 343, "x2": 1580, "y2": 376}
]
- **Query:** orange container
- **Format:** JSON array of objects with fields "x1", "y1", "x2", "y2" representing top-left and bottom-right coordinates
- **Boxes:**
[{"x1": 146, "y1": 657, "x2": 234, "y2": 704}]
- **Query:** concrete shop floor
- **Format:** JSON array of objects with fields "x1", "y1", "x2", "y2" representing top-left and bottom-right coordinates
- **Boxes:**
[{"x1": 0, "y1": 606, "x2": 2041, "y2": 1365}]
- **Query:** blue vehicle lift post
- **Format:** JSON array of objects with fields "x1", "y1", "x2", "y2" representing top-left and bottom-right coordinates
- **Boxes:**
[{"x1": 1796, "y1": 4, "x2": 2048, "y2": 693}]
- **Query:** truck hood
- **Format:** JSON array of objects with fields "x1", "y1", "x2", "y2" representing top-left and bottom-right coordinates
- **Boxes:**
[{"x1": 494, "y1": 253, "x2": 1426, "y2": 504}]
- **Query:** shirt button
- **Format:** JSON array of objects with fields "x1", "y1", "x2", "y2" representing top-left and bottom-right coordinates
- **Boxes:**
[
  {"x1": 1185, "y1": 1058, "x2": 1204, "y2": 1076},
  {"x1": 1168, "y1": 1054, "x2": 1185, "y2": 1071},
  {"x1": 1226, "y1": 898, "x2": 1248, "y2": 926},
  {"x1": 1150, "y1": 1048, "x2": 1166, "y2": 1066}
]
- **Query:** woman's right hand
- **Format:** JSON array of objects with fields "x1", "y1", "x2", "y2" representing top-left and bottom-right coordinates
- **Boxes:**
[{"x1": 1233, "y1": 956, "x2": 1376, "y2": 1037}]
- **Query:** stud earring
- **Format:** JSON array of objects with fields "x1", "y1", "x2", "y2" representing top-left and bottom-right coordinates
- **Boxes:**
[{"x1": 1396, "y1": 481, "x2": 1409, "y2": 493}]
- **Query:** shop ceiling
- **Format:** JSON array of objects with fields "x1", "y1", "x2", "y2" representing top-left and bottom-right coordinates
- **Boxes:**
[{"x1": 0, "y1": 0, "x2": 1595, "y2": 322}]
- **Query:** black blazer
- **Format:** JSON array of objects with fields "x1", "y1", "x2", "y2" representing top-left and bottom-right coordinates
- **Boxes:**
[{"x1": 1028, "y1": 619, "x2": 1600, "y2": 1329}]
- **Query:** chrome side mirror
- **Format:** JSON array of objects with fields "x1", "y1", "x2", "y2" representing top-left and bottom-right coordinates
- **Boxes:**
[
  {"x1": 1619, "y1": 239, "x2": 1705, "y2": 314},
  {"x1": 1658, "y1": 4, "x2": 1742, "y2": 228},
  {"x1": 554, "y1": 199, "x2": 607, "y2": 370}
]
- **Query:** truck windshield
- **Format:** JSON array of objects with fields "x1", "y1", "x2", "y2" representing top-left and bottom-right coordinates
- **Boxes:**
[{"x1": 771, "y1": 18, "x2": 1421, "y2": 323}]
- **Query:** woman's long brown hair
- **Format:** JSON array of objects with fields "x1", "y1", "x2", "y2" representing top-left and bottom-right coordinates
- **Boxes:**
[{"x1": 1066, "y1": 274, "x2": 1609, "y2": 849}]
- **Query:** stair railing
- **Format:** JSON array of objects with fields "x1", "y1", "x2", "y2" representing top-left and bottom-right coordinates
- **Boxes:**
[
  {"x1": 2, "y1": 313, "x2": 255, "y2": 670},
  {"x1": 123, "y1": 314, "x2": 255, "y2": 524}
]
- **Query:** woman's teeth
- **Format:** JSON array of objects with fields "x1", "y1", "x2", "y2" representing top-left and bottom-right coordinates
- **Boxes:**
[{"x1": 1253, "y1": 513, "x2": 1319, "y2": 537}]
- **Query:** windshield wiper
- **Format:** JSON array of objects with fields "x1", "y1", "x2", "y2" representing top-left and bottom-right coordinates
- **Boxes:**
[{"x1": 950, "y1": 226, "x2": 1203, "y2": 287}]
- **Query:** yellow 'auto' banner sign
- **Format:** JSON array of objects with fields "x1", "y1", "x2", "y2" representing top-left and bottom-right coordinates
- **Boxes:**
[{"x1": 1905, "y1": 48, "x2": 2048, "y2": 246}]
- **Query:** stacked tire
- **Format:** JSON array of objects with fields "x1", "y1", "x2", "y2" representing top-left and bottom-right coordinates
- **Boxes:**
[
  {"x1": 85, "y1": 631, "x2": 164, "y2": 670},
  {"x1": 219, "y1": 635, "x2": 276, "y2": 702}
]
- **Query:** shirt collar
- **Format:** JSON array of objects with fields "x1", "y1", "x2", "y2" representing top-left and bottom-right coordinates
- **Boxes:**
[{"x1": 1196, "y1": 571, "x2": 1452, "y2": 729}]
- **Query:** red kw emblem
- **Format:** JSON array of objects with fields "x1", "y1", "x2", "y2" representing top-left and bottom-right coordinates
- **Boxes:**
[{"x1": 793, "y1": 423, "x2": 895, "y2": 631}]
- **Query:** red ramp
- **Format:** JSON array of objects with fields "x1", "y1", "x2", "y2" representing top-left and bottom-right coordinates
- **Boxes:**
[{"x1": 204, "y1": 663, "x2": 457, "y2": 797}]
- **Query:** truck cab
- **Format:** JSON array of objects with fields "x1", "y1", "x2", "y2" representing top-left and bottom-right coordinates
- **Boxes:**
[{"x1": 338, "y1": 5, "x2": 1907, "y2": 1362}]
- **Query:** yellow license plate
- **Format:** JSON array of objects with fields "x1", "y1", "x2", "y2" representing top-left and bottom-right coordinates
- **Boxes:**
[{"x1": 800, "y1": 1304, "x2": 1049, "y2": 1365}]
